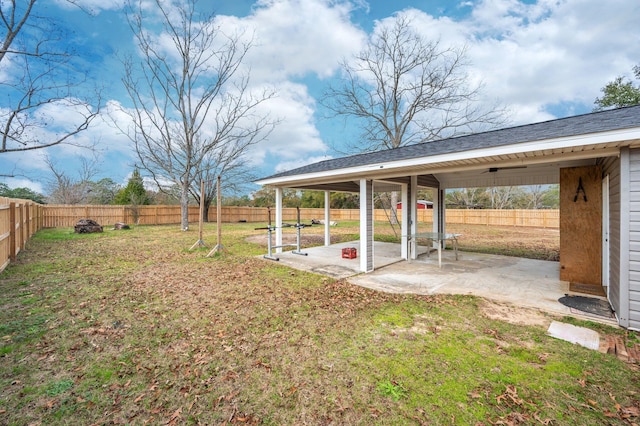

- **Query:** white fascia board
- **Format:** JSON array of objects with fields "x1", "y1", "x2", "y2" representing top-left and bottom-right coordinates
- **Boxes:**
[{"x1": 256, "y1": 127, "x2": 640, "y2": 187}]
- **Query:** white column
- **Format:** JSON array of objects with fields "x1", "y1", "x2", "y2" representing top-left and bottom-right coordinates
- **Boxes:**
[
  {"x1": 324, "y1": 191, "x2": 331, "y2": 246},
  {"x1": 439, "y1": 188, "x2": 446, "y2": 236},
  {"x1": 359, "y1": 179, "x2": 374, "y2": 273},
  {"x1": 432, "y1": 188, "x2": 439, "y2": 235},
  {"x1": 410, "y1": 176, "x2": 418, "y2": 259},
  {"x1": 400, "y1": 183, "x2": 409, "y2": 259},
  {"x1": 275, "y1": 187, "x2": 283, "y2": 254}
]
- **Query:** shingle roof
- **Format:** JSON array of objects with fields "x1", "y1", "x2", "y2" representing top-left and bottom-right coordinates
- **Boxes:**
[{"x1": 259, "y1": 105, "x2": 640, "y2": 181}]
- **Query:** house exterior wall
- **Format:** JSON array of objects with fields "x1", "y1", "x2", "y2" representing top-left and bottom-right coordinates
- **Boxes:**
[
  {"x1": 600, "y1": 155, "x2": 622, "y2": 321},
  {"x1": 629, "y1": 149, "x2": 640, "y2": 330}
]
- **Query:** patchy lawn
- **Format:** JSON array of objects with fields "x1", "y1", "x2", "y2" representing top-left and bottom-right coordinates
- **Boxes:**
[{"x1": 0, "y1": 223, "x2": 637, "y2": 425}]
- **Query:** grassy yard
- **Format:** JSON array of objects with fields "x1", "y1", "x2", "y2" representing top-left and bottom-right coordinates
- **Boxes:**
[{"x1": 0, "y1": 222, "x2": 638, "y2": 425}]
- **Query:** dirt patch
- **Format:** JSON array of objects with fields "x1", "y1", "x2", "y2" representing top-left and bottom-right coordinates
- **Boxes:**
[{"x1": 480, "y1": 299, "x2": 553, "y2": 327}]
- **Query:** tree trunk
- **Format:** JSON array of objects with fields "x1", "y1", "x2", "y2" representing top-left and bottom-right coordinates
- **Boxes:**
[
  {"x1": 390, "y1": 191, "x2": 399, "y2": 225},
  {"x1": 203, "y1": 198, "x2": 212, "y2": 222},
  {"x1": 180, "y1": 180, "x2": 190, "y2": 231}
]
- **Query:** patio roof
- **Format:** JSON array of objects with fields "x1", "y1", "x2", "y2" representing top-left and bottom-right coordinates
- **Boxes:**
[{"x1": 256, "y1": 105, "x2": 640, "y2": 191}]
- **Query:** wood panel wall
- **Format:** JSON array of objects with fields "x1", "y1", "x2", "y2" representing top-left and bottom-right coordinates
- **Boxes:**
[{"x1": 560, "y1": 166, "x2": 602, "y2": 290}]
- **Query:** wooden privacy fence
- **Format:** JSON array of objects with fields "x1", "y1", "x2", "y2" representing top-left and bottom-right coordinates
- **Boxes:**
[
  {"x1": 1, "y1": 202, "x2": 557, "y2": 273},
  {"x1": 0, "y1": 197, "x2": 44, "y2": 273},
  {"x1": 42, "y1": 205, "x2": 560, "y2": 229}
]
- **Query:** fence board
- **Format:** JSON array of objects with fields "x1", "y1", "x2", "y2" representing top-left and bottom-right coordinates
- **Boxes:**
[
  {"x1": 0, "y1": 199, "x2": 9, "y2": 273},
  {"x1": 0, "y1": 197, "x2": 44, "y2": 273}
]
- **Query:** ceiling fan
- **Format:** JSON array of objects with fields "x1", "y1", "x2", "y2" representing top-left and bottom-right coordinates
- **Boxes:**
[{"x1": 482, "y1": 166, "x2": 527, "y2": 173}]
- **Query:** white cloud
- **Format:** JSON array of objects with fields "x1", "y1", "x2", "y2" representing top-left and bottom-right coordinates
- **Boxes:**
[
  {"x1": 274, "y1": 155, "x2": 333, "y2": 173},
  {"x1": 464, "y1": 0, "x2": 639, "y2": 122},
  {"x1": 218, "y1": 0, "x2": 367, "y2": 82},
  {"x1": 247, "y1": 82, "x2": 329, "y2": 169},
  {"x1": 3, "y1": 177, "x2": 45, "y2": 194},
  {"x1": 52, "y1": 0, "x2": 126, "y2": 13}
]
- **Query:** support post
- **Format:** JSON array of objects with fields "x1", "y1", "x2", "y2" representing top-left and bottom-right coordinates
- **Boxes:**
[
  {"x1": 324, "y1": 191, "x2": 330, "y2": 246},
  {"x1": 275, "y1": 187, "x2": 283, "y2": 254},
  {"x1": 432, "y1": 187, "x2": 446, "y2": 249},
  {"x1": 401, "y1": 183, "x2": 409, "y2": 259},
  {"x1": 359, "y1": 179, "x2": 374, "y2": 273},
  {"x1": 207, "y1": 175, "x2": 226, "y2": 256},
  {"x1": 410, "y1": 176, "x2": 418, "y2": 259},
  {"x1": 9, "y1": 202, "x2": 16, "y2": 261},
  {"x1": 190, "y1": 180, "x2": 208, "y2": 250}
]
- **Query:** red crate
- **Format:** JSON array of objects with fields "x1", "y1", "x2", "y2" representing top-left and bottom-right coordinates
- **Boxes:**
[{"x1": 341, "y1": 247, "x2": 357, "y2": 259}]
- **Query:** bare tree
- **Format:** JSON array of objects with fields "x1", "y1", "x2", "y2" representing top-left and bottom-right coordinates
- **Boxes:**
[
  {"x1": 191, "y1": 150, "x2": 257, "y2": 222},
  {"x1": 0, "y1": 0, "x2": 101, "y2": 165},
  {"x1": 45, "y1": 155, "x2": 100, "y2": 204},
  {"x1": 446, "y1": 188, "x2": 488, "y2": 209},
  {"x1": 525, "y1": 185, "x2": 546, "y2": 209},
  {"x1": 488, "y1": 186, "x2": 526, "y2": 210},
  {"x1": 120, "y1": 0, "x2": 276, "y2": 230},
  {"x1": 323, "y1": 15, "x2": 507, "y2": 219},
  {"x1": 323, "y1": 15, "x2": 506, "y2": 153}
]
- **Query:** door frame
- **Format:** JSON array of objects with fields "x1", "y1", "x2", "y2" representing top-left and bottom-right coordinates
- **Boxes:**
[{"x1": 602, "y1": 174, "x2": 610, "y2": 294}]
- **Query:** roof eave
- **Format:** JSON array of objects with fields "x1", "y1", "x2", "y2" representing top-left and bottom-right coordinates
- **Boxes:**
[{"x1": 255, "y1": 127, "x2": 640, "y2": 188}]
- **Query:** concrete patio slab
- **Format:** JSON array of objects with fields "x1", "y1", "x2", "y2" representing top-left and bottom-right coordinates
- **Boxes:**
[{"x1": 263, "y1": 241, "x2": 617, "y2": 325}]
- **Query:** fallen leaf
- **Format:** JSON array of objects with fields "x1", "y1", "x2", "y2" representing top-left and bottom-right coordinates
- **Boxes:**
[
  {"x1": 286, "y1": 386, "x2": 298, "y2": 397},
  {"x1": 622, "y1": 406, "x2": 640, "y2": 417},
  {"x1": 169, "y1": 407, "x2": 182, "y2": 421}
]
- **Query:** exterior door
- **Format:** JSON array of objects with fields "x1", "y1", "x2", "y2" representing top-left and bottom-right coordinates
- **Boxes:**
[{"x1": 559, "y1": 166, "x2": 603, "y2": 295}]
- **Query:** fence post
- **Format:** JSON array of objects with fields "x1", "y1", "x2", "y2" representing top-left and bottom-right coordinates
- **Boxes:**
[
  {"x1": 9, "y1": 202, "x2": 16, "y2": 261},
  {"x1": 19, "y1": 203, "x2": 24, "y2": 253},
  {"x1": 26, "y1": 203, "x2": 32, "y2": 238}
]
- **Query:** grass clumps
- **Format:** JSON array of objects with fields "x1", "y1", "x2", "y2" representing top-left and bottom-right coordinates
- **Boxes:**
[{"x1": 0, "y1": 224, "x2": 637, "y2": 425}]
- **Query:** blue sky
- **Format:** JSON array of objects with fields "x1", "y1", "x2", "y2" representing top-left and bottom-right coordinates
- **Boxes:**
[{"x1": 1, "y1": 0, "x2": 639, "y2": 195}]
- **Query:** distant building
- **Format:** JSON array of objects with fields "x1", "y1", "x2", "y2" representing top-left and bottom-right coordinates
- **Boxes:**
[{"x1": 396, "y1": 200, "x2": 433, "y2": 210}]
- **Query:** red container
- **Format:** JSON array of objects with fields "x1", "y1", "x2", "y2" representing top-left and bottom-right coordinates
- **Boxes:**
[{"x1": 342, "y1": 247, "x2": 357, "y2": 259}]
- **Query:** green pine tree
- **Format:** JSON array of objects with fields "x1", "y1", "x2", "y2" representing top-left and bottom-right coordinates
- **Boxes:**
[{"x1": 114, "y1": 168, "x2": 150, "y2": 205}]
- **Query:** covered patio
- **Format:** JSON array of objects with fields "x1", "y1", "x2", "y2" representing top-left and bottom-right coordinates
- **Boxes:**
[
  {"x1": 256, "y1": 106, "x2": 640, "y2": 329},
  {"x1": 271, "y1": 241, "x2": 616, "y2": 324}
]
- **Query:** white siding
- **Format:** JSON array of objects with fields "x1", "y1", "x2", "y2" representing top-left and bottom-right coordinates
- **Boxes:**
[{"x1": 628, "y1": 149, "x2": 640, "y2": 330}]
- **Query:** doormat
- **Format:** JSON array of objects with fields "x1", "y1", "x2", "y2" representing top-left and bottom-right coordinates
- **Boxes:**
[
  {"x1": 558, "y1": 294, "x2": 615, "y2": 318},
  {"x1": 569, "y1": 282, "x2": 606, "y2": 297}
]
